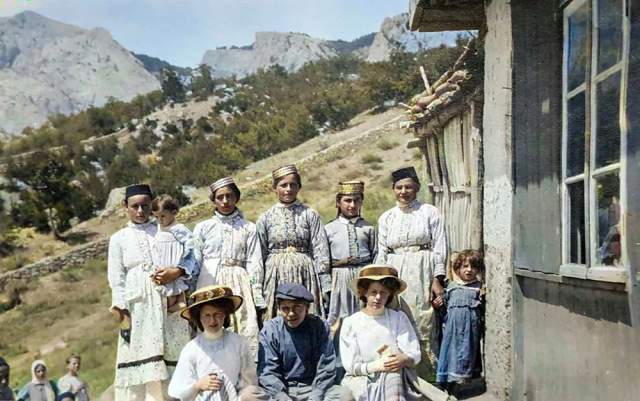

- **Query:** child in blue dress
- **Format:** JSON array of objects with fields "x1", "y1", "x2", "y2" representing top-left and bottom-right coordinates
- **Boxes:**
[{"x1": 436, "y1": 249, "x2": 485, "y2": 390}]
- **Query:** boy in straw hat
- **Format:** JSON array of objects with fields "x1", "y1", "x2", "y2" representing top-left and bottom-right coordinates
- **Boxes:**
[
  {"x1": 325, "y1": 181, "x2": 377, "y2": 328},
  {"x1": 257, "y1": 283, "x2": 353, "y2": 401},
  {"x1": 169, "y1": 285, "x2": 269, "y2": 401}
]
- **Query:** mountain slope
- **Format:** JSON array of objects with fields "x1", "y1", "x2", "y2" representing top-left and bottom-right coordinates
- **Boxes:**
[{"x1": 0, "y1": 11, "x2": 160, "y2": 136}]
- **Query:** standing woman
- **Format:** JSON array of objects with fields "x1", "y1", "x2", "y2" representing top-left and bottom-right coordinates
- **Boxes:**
[
  {"x1": 193, "y1": 177, "x2": 264, "y2": 348},
  {"x1": 325, "y1": 181, "x2": 377, "y2": 327},
  {"x1": 256, "y1": 164, "x2": 331, "y2": 319},
  {"x1": 375, "y1": 167, "x2": 447, "y2": 364},
  {"x1": 108, "y1": 184, "x2": 196, "y2": 401}
]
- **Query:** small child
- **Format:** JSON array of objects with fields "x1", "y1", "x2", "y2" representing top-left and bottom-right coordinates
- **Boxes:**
[
  {"x1": 57, "y1": 355, "x2": 89, "y2": 401},
  {"x1": 436, "y1": 249, "x2": 485, "y2": 390},
  {"x1": 0, "y1": 357, "x2": 14, "y2": 401},
  {"x1": 151, "y1": 194, "x2": 195, "y2": 313}
]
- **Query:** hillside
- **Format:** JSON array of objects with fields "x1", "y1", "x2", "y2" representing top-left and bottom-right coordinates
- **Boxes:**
[{"x1": 0, "y1": 107, "x2": 423, "y2": 396}]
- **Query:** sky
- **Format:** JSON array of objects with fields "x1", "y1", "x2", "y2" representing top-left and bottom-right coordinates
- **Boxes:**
[{"x1": 0, "y1": 0, "x2": 410, "y2": 67}]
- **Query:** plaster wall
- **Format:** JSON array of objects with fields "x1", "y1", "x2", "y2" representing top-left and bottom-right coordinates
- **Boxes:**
[{"x1": 482, "y1": 1, "x2": 514, "y2": 399}]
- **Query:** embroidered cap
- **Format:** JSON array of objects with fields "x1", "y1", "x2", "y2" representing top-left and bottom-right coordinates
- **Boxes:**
[
  {"x1": 125, "y1": 183, "x2": 152, "y2": 200},
  {"x1": 338, "y1": 180, "x2": 365, "y2": 195},
  {"x1": 391, "y1": 167, "x2": 420, "y2": 186},
  {"x1": 275, "y1": 283, "x2": 314, "y2": 303},
  {"x1": 350, "y1": 264, "x2": 407, "y2": 296},
  {"x1": 272, "y1": 164, "x2": 298, "y2": 181},
  {"x1": 180, "y1": 285, "x2": 243, "y2": 321}
]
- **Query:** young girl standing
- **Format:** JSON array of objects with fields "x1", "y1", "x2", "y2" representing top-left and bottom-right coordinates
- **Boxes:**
[{"x1": 436, "y1": 250, "x2": 485, "y2": 389}]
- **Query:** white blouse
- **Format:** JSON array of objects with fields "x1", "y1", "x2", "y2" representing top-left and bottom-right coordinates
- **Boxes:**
[
  {"x1": 339, "y1": 309, "x2": 421, "y2": 376},
  {"x1": 168, "y1": 331, "x2": 257, "y2": 401}
]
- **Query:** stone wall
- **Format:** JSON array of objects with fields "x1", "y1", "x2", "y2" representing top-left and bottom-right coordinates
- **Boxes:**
[
  {"x1": 482, "y1": 1, "x2": 515, "y2": 399},
  {"x1": 0, "y1": 237, "x2": 108, "y2": 291}
]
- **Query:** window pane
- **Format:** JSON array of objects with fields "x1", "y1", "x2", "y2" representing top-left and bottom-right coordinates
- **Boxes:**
[
  {"x1": 567, "y1": 3, "x2": 589, "y2": 91},
  {"x1": 567, "y1": 92, "x2": 586, "y2": 176},
  {"x1": 568, "y1": 181, "x2": 587, "y2": 264},
  {"x1": 598, "y1": 0, "x2": 624, "y2": 72},
  {"x1": 595, "y1": 72, "x2": 621, "y2": 168},
  {"x1": 595, "y1": 172, "x2": 622, "y2": 266}
]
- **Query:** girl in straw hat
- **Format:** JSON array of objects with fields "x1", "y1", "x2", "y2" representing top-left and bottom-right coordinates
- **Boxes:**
[
  {"x1": 193, "y1": 177, "x2": 264, "y2": 350},
  {"x1": 339, "y1": 266, "x2": 426, "y2": 401},
  {"x1": 169, "y1": 286, "x2": 269, "y2": 401},
  {"x1": 256, "y1": 164, "x2": 331, "y2": 320}
]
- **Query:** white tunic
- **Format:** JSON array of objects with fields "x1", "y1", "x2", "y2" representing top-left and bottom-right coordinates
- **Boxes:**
[
  {"x1": 168, "y1": 331, "x2": 257, "y2": 401},
  {"x1": 375, "y1": 200, "x2": 447, "y2": 344},
  {"x1": 57, "y1": 374, "x2": 89, "y2": 401}
]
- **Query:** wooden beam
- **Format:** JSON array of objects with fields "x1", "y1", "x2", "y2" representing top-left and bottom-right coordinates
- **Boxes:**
[{"x1": 410, "y1": 4, "x2": 485, "y2": 32}]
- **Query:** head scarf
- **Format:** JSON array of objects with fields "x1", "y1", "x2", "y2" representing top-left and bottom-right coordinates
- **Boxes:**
[{"x1": 30, "y1": 360, "x2": 55, "y2": 401}]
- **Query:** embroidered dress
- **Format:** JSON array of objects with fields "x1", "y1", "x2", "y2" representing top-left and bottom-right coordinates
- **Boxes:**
[
  {"x1": 107, "y1": 221, "x2": 194, "y2": 399},
  {"x1": 339, "y1": 309, "x2": 422, "y2": 401},
  {"x1": 436, "y1": 281, "x2": 483, "y2": 384},
  {"x1": 325, "y1": 216, "x2": 377, "y2": 324},
  {"x1": 375, "y1": 200, "x2": 447, "y2": 353},
  {"x1": 169, "y1": 331, "x2": 264, "y2": 401},
  {"x1": 256, "y1": 201, "x2": 331, "y2": 319},
  {"x1": 193, "y1": 210, "x2": 263, "y2": 348},
  {"x1": 152, "y1": 223, "x2": 195, "y2": 297}
]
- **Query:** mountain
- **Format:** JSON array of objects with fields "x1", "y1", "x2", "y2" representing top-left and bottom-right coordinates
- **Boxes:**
[
  {"x1": 201, "y1": 13, "x2": 461, "y2": 78},
  {"x1": 132, "y1": 52, "x2": 191, "y2": 81},
  {"x1": 0, "y1": 11, "x2": 160, "y2": 136}
]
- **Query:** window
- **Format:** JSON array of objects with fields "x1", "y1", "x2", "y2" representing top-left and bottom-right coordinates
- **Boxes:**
[{"x1": 561, "y1": 0, "x2": 629, "y2": 282}]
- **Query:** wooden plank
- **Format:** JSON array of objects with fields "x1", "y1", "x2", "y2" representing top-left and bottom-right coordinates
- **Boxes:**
[{"x1": 512, "y1": 0, "x2": 564, "y2": 273}]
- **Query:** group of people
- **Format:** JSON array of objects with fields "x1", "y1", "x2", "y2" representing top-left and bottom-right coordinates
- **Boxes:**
[
  {"x1": 103, "y1": 163, "x2": 485, "y2": 401},
  {"x1": 0, "y1": 355, "x2": 89, "y2": 401}
]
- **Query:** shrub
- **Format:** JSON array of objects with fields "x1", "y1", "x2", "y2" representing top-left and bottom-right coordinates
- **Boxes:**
[
  {"x1": 377, "y1": 140, "x2": 399, "y2": 151},
  {"x1": 360, "y1": 153, "x2": 383, "y2": 164}
]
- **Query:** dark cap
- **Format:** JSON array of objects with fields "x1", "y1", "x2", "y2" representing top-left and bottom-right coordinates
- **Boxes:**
[
  {"x1": 125, "y1": 184, "x2": 152, "y2": 200},
  {"x1": 391, "y1": 167, "x2": 420, "y2": 186},
  {"x1": 275, "y1": 283, "x2": 314, "y2": 303}
]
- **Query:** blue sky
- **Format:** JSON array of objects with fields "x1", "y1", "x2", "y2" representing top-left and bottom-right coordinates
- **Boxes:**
[{"x1": 0, "y1": 0, "x2": 409, "y2": 67}]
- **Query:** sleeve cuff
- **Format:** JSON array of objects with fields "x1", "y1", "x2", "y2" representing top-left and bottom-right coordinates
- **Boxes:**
[{"x1": 433, "y1": 263, "x2": 446, "y2": 278}]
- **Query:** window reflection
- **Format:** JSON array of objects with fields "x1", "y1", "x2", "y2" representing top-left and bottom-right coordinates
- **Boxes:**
[
  {"x1": 567, "y1": 92, "x2": 586, "y2": 176},
  {"x1": 568, "y1": 181, "x2": 586, "y2": 264},
  {"x1": 568, "y1": 4, "x2": 589, "y2": 91},
  {"x1": 597, "y1": 0, "x2": 623, "y2": 72},
  {"x1": 595, "y1": 172, "x2": 622, "y2": 266},
  {"x1": 596, "y1": 72, "x2": 621, "y2": 168}
]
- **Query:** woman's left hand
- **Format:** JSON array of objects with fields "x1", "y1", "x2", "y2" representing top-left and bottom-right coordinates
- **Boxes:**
[
  {"x1": 153, "y1": 267, "x2": 184, "y2": 285},
  {"x1": 383, "y1": 353, "x2": 412, "y2": 372}
]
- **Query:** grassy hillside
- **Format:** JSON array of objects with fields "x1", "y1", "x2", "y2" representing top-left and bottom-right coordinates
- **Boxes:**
[{"x1": 0, "y1": 108, "x2": 423, "y2": 396}]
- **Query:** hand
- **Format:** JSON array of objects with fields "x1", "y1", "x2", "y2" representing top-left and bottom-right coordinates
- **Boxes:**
[
  {"x1": 196, "y1": 373, "x2": 222, "y2": 392},
  {"x1": 431, "y1": 278, "x2": 445, "y2": 299},
  {"x1": 431, "y1": 296, "x2": 445, "y2": 309},
  {"x1": 383, "y1": 353, "x2": 412, "y2": 372},
  {"x1": 153, "y1": 267, "x2": 184, "y2": 285}
]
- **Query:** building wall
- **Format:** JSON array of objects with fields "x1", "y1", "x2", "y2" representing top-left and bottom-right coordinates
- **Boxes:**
[
  {"x1": 513, "y1": 275, "x2": 640, "y2": 401},
  {"x1": 481, "y1": 0, "x2": 514, "y2": 399}
]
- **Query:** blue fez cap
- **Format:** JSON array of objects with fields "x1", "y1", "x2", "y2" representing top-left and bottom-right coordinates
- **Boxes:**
[
  {"x1": 276, "y1": 283, "x2": 314, "y2": 303},
  {"x1": 125, "y1": 184, "x2": 152, "y2": 200}
]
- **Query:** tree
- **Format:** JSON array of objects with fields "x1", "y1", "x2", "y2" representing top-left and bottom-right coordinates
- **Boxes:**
[
  {"x1": 191, "y1": 64, "x2": 215, "y2": 101},
  {"x1": 161, "y1": 68, "x2": 186, "y2": 103}
]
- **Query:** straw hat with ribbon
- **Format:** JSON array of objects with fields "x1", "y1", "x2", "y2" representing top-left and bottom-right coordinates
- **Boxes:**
[
  {"x1": 350, "y1": 264, "x2": 407, "y2": 296},
  {"x1": 180, "y1": 285, "x2": 243, "y2": 321}
]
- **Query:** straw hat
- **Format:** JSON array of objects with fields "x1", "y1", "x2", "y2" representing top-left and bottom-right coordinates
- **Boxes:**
[
  {"x1": 350, "y1": 264, "x2": 407, "y2": 296},
  {"x1": 180, "y1": 285, "x2": 243, "y2": 321}
]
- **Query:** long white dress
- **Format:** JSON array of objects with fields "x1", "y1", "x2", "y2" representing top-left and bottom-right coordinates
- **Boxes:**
[
  {"x1": 168, "y1": 331, "x2": 260, "y2": 401},
  {"x1": 340, "y1": 309, "x2": 421, "y2": 401},
  {"x1": 375, "y1": 200, "x2": 447, "y2": 358},
  {"x1": 193, "y1": 210, "x2": 263, "y2": 348},
  {"x1": 107, "y1": 221, "x2": 194, "y2": 401}
]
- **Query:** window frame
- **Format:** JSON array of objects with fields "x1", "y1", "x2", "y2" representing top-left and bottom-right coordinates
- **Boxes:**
[{"x1": 560, "y1": 0, "x2": 630, "y2": 283}]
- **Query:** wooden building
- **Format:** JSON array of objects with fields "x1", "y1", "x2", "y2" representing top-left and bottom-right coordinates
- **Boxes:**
[{"x1": 408, "y1": 0, "x2": 640, "y2": 400}]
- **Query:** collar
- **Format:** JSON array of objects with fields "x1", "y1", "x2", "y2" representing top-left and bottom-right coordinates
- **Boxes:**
[
  {"x1": 214, "y1": 209, "x2": 240, "y2": 221},
  {"x1": 127, "y1": 220, "x2": 155, "y2": 229},
  {"x1": 276, "y1": 200, "x2": 301, "y2": 209},
  {"x1": 338, "y1": 215, "x2": 361, "y2": 224},
  {"x1": 396, "y1": 199, "x2": 421, "y2": 211}
]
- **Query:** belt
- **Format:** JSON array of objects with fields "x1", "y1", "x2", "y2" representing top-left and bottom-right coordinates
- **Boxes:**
[
  {"x1": 332, "y1": 256, "x2": 372, "y2": 267},
  {"x1": 272, "y1": 246, "x2": 310, "y2": 254},
  {"x1": 390, "y1": 243, "x2": 431, "y2": 253},
  {"x1": 221, "y1": 258, "x2": 246, "y2": 268}
]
